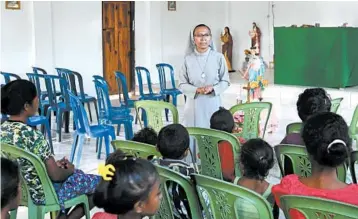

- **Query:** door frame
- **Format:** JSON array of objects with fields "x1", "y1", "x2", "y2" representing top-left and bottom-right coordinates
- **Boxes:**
[{"x1": 101, "y1": 1, "x2": 135, "y2": 93}]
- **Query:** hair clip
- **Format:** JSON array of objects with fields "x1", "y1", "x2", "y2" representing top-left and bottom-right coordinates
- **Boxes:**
[
  {"x1": 98, "y1": 164, "x2": 115, "y2": 181},
  {"x1": 327, "y1": 139, "x2": 346, "y2": 153}
]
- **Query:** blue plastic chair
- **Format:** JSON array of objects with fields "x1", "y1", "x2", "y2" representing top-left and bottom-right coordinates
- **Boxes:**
[
  {"x1": 156, "y1": 63, "x2": 182, "y2": 107},
  {"x1": 0, "y1": 71, "x2": 21, "y2": 83},
  {"x1": 93, "y1": 76, "x2": 134, "y2": 142},
  {"x1": 135, "y1": 66, "x2": 165, "y2": 101},
  {"x1": 115, "y1": 71, "x2": 136, "y2": 108},
  {"x1": 67, "y1": 90, "x2": 116, "y2": 166}
]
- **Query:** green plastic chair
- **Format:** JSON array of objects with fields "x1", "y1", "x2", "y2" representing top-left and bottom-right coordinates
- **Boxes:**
[
  {"x1": 274, "y1": 144, "x2": 346, "y2": 182},
  {"x1": 153, "y1": 165, "x2": 203, "y2": 219},
  {"x1": 111, "y1": 140, "x2": 162, "y2": 159},
  {"x1": 349, "y1": 104, "x2": 358, "y2": 145},
  {"x1": 280, "y1": 195, "x2": 358, "y2": 219},
  {"x1": 192, "y1": 174, "x2": 274, "y2": 219},
  {"x1": 187, "y1": 127, "x2": 241, "y2": 180},
  {"x1": 134, "y1": 100, "x2": 179, "y2": 133},
  {"x1": 331, "y1": 97, "x2": 343, "y2": 113},
  {"x1": 1, "y1": 143, "x2": 90, "y2": 219},
  {"x1": 229, "y1": 102, "x2": 272, "y2": 139},
  {"x1": 351, "y1": 151, "x2": 358, "y2": 184},
  {"x1": 286, "y1": 122, "x2": 303, "y2": 135}
]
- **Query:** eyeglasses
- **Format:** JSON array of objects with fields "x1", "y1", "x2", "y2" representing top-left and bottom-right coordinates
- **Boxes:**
[{"x1": 194, "y1": 34, "x2": 211, "y2": 38}]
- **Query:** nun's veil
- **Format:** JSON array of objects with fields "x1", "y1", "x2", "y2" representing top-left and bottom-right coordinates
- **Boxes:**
[{"x1": 185, "y1": 25, "x2": 217, "y2": 56}]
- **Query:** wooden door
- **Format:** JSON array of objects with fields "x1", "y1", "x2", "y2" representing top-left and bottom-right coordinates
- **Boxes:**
[{"x1": 102, "y1": 1, "x2": 134, "y2": 94}]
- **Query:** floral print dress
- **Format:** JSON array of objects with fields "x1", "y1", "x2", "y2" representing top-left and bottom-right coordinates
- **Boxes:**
[{"x1": 1, "y1": 121, "x2": 100, "y2": 211}]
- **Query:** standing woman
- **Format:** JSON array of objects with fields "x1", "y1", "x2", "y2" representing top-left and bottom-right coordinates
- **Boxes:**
[
  {"x1": 179, "y1": 24, "x2": 230, "y2": 129},
  {"x1": 221, "y1": 26, "x2": 234, "y2": 72}
]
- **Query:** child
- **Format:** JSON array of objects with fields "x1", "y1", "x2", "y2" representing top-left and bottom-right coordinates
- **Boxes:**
[
  {"x1": 1, "y1": 157, "x2": 21, "y2": 219},
  {"x1": 132, "y1": 127, "x2": 158, "y2": 146},
  {"x1": 93, "y1": 150, "x2": 162, "y2": 219},
  {"x1": 235, "y1": 138, "x2": 277, "y2": 219},
  {"x1": 210, "y1": 107, "x2": 245, "y2": 182},
  {"x1": 155, "y1": 124, "x2": 194, "y2": 219},
  {"x1": 1, "y1": 80, "x2": 100, "y2": 218}
]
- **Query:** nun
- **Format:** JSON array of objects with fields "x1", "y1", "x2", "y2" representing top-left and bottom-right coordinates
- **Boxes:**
[{"x1": 179, "y1": 24, "x2": 230, "y2": 129}]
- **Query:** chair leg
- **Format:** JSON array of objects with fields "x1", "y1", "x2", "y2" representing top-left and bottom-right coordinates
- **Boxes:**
[
  {"x1": 142, "y1": 109, "x2": 148, "y2": 127},
  {"x1": 45, "y1": 120, "x2": 54, "y2": 154},
  {"x1": 94, "y1": 100, "x2": 99, "y2": 122},
  {"x1": 104, "y1": 135, "x2": 110, "y2": 157},
  {"x1": 76, "y1": 135, "x2": 85, "y2": 167},
  {"x1": 116, "y1": 124, "x2": 121, "y2": 136},
  {"x1": 97, "y1": 137, "x2": 103, "y2": 159},
  {"x1": 165, "y1": 95, "x2": 170, "y2": 121},
  {"x1": 125, "y1": 121, "x2": 134, "y2": 140},
  {"x1": 70, "y1": 133, "x2": 79, "y2": 163},
  {"x1": 87, "y1": 102, "x2": 93, "y2": 123},
  {"x1": 56, "y1": 110, "x2": 63, "y2": 142}
]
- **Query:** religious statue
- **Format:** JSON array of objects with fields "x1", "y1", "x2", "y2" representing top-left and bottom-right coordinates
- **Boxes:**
[
  {"x1": 221, "y1": 26, "x2": 235, "y2": 72},
  {"x1": 249, "y1": 22, "x2": 261, "y2": 55}
]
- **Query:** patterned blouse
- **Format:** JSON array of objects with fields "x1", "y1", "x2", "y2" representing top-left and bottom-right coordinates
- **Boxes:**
[{"x1": 1, "y1": 121, "x2": 52, "y2": 204}]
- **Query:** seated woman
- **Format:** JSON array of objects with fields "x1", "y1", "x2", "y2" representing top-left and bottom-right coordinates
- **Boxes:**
[
  {"x1": 1, "y1": 80, "x2": 100, "y2": 219},
  {"x1": 1, "y1": 157, "x2": 21, "y2": 219},
  {"x1": 273, "y1": 112, "x2": 358, "y2": 219}
]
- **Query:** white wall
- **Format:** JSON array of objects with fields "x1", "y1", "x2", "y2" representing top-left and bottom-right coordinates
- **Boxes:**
[{"x1": 1, "y1": 1, "x2": 358, "y2": 92}]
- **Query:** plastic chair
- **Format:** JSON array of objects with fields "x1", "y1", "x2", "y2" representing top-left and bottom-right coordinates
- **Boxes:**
[
  {"x1": 229, "y1": 102, "x2": 272, "y2": 139},
  {"x1": 93, "y1": 77, "x2": 134, "y2": 140},
  {"x1": 274, "y1": 144, "x2": 346, "y2": 182},
  {"x1": 111, "y1": 140, "x2": 161, "y2": 159},
  {"x1": 0, "y1": 71, "x2": 21, "y2": 83},
  {"x1": 280, "y1": 195, "x2": 358, "y2": 219},
  {"x1": 349, "y1": 104, "x2": 358, "y2": 145},
  {"x1": 286, "y1": 122, "x2": 303, "y2": 135},
  {"x1": 351, "y1": 151, "x2": 358, "y2": 184},
  {"x1": 155, "y1": 63, "x2": 182, "y2": 107},
  {"x1": 135, "y1": 66, "x2": 165, "y2": 101},
  {"x1": 187, "y1": 127, "x2": 241, "y2": 180},
  {"x1": 331, "y1": 97, "x2": 343, "y2": 113},
  {"x1": 27, "y1": 116, "x2": 54, "y2": 154},
  {"x1": 153, "y1": 165, "x2": 203, "y2": 219},
  {"x1": 1, "y1": 143, "x2": 90, "y2": 219},
  {"x1": 134, "y1": 100, "x2": 179, "y2": 133},
  {"x1": 115, "y1": 71, "x2": 136, "y2": 108},
  {"x1": 68, "y1": 91, "x2": 116, "y2": 165},
  {"x1": 192, "y1": 174, "x2": 274, "y2": 219}
]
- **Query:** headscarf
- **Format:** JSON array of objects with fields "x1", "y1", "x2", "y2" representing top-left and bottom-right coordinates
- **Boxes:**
[{"x1": 185, "y1": 27, "x2": 217, "y2": 56}]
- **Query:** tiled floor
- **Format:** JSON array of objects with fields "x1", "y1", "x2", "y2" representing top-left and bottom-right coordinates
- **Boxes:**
[{"x1": 16, "y1": 70, "x2": 358, "y2": 218}]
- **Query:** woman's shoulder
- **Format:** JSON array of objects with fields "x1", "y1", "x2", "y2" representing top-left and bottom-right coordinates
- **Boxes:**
[
  {"x1": 92, "y1": 212, "x2": 117, "y2": 219},
  {"x1": 272, "y1": 175, "x2": 300, "y2": 192}
]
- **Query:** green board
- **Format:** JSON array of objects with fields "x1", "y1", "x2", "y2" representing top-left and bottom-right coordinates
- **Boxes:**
[{"x1": 274, "y1": 27, "x2": 358, "y2": 88}]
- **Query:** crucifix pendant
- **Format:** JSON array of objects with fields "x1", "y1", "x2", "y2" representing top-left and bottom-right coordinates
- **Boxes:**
[{"x1": 201, "y1": 72, "x2": 206, "y2": 78}]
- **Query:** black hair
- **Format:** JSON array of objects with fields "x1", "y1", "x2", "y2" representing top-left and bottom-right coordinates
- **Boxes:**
[
  {"x1": 240, "y1": 139, "x2": 274, "y2": 181},
  {"x1": 225, "y1": 26, "x2": 231, "y2": 35},
  {"x1": 1, "y1": 157, "x2": 20, "y2": 209},
  {"x1": 302, "y1": 112, "x2": 350, "y2": 168},
  {"x1": 132, "y1": 127, "x2": 158, "y2": 146},
  {"x1": 210, "y1": 107, "x2": 234, "y2": 133},
  {"x1": 1, "y1": 79, "x2": 37, "y2": 115},
  {"x1": 93, "y1": 150, "x2": 159, "y2": 215},
  {"x1": 296, "y1": 88, "x2": 331, "y2": 121},
  {"x1": 193, "y1": 24, "x2": 212, "y2": 36},
  {"x1": 157, "y1": 124, "x2": 190, "y2": 159}
]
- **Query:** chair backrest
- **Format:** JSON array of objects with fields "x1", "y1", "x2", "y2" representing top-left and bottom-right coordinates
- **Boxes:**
[
  {"x1": 68, "y1": 90, "x2": 91, "y2": 134},
  {"x1": 32, "y1": 66, "x2": 48, "y2": 75},
  {"x1": 155, "y1": 63, "x2": 176, "y2": 91},
  {"x1": 229, "y1": 102, "x2": 272, "y2": 139},
  {"x1": 1, "y1": 143, "x2": 59, "y2": 206},
  {"x1": 187, "y1": 127, "x2": 241, "y2": 180},
  {"x1": 331, "y1": 97, "x2": 343, "y2": 113},
  {"x1": 280, "y1": 195, "x2": 358, "y2": 219},
  {"x1": 193, "y1": 174, "x2": 274, "y2": 219},
  {"x1": 71, "y1": 71, "x2": 87, "y2": 100},
  {"x1": 286, "y1": 122, "x2": 303, "y2": 135},
  {"x1": 111, "y1": 140, "x2": 161, "y2": 159},
  {"x1": 153, "y1": 165, "x2": 203, "y2": 219},
  {"x1": 134, "y1": 100, "x2": 179, "y2": 133},
  {"x1": 27, "y1": 73, "x2": 47, "y2": 106},
  {"x1": 135, "y1": 66, "x2": 155, "y2": 96},
  {"x1": 115, "y1": 71, "x2": 131, "y2": 106},
  {"x1": 351, "y1": 151, "x2": 358, "y2": 184},
  {"x1": 349, "y1": 104, "x2": 358, "y2": 140},
  {"x1": 44, "y1": 74, "x2": 70, "y2": 109},
  {"x1": 274, "y1": 144, "x2": 347, "y2": 182},
  {"x1": 0, "y1": 71, "x2": 21, "y2": 84},
  {"x1": 56, "y1": 68, "x2": 77, "y2": 93},
  {"x1": 93, "y1": 77, "x2": 113, "y2": 122}
]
